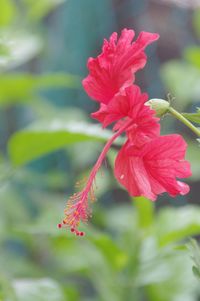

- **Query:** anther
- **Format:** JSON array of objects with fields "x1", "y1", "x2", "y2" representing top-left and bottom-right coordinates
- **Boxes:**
[{"x1": 57, "y1": 223, "x2": 62, "y2": 229}]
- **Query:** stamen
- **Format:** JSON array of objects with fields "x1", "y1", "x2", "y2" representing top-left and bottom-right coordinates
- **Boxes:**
[{"x1": 58, "y1": 119, "x2": 133, "y2": 236}]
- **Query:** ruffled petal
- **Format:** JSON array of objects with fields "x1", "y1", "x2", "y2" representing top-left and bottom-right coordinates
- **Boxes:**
[
  {"x1": 91, "y1": 85, "x2": 160, "y2": 145},
  {"x1": 82, "y1": 29, "x2": 159, "y2": 104}
]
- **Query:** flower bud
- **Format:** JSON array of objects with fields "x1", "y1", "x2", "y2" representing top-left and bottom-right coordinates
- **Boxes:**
[{"x1": 145, "y1": 99, "x2": 170, "y2": 117}]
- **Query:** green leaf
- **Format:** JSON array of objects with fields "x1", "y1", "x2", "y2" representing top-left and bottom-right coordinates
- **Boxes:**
[
  {"x1": 0, "y1": 73, "x2": 80, "y2": 105},
  {"x1": 184, "y1": 47, "x2": 200, "y2": 69},
  {"x1": 186, "y1": 140, "x2": 200, "y2": 180},
  {"x1": 0, "y1": 274, "x2": 17, "y2": 301},
  {"x1": 146, "y1": 252, "x2": 197, "y2": 301},
  {"x1": 0, "y1": 0, "x2": 16, "y2": 27},
  {"x1": 182, "y1": 108, "x2": 200, "y2": 124},
  {"x1": 155, "y1": 206, "x2": 200, "y2": 247},
  {"x1": 90, "y1": 234, "x2": 128, "y2": 271},
  {"x1": 12, "y1": 278, "x2": 65, "y2": 301},
  {"x1": 0, "y1": 31, "x2": 42, "y2": 70},
  {"x1": 0, "y1": 42, "x2": 9, "y2": 56},
  {"x1": 187, "y1": 238, "x2": 200, "y2": 280},
  {"x1": 23, "y1": 0, "x2": 65, "y2": 21},
  {"x1": 8, "y1": 121, "x2": 121, "y2": 166},
  {"x1": 192, "y1": 266, "x2": 200, "y2": 279},
  {"x1": 134, "y1": 197, "x2": 154, "y2": 229}
]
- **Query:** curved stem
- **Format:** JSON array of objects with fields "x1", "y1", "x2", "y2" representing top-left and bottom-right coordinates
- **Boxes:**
[
  {"x1": 85, "y1": 119, "x2": 133, "y2": 193},
  {"x1": 168, "y1": 107, "x2": 200, "y2": 137},
  {"x1": 60, "y1": 119, "x2": 133, "y2": 233}
]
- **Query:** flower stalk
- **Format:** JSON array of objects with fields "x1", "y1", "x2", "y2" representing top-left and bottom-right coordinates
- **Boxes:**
[{"x1": 168, "y1": 106, "x2": 200, "y2": 137}]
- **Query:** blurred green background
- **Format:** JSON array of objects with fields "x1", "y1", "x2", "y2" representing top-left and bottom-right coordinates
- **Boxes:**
[{"x1": 1, "y1": 0, "x2": 200, "y2": 300}]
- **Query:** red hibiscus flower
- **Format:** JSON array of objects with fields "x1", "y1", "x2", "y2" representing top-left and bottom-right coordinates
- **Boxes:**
[
  {"x1": 115, "y1": 135, "x2": 192, "y2": 201},
  {"x1": 58, "y1": 29, "x2": 191, "y2": 236},
  {"x1": 92, "y1": 85, "x2": 160, "y2": 146},
  {"x1": 82, "y1": 29, "x2": 159, "y2": 104}
]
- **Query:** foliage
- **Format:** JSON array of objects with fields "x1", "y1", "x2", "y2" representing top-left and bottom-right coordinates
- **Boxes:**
[
  {"x1": 8, "y1": 121, "x2": 122, "y2": 166},
  {"x1": 187, "y1": 239, "x2": 200, "y2": 280}
]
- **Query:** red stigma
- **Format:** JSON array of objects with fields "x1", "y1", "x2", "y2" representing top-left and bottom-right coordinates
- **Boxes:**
[{"x1": 57, "y1": 223, "x2": 62, "y2": 229}]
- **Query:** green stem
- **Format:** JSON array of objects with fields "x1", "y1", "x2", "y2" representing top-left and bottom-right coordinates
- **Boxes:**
[{"x1": 168, "y1": 107, "x2": 200, "y2": 137}]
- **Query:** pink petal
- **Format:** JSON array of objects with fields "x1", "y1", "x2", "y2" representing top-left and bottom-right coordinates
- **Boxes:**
[
  {"x1": 114, "y1": 135, "x2": 191, "y2": 201},
  {"x1": 82, "y1": 29, "x2": 159, "y2": 104}
]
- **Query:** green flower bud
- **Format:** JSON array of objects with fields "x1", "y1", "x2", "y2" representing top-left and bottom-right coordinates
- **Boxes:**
[{"x1": 145, "y1": 98, "x2": 170, "y2": 117}]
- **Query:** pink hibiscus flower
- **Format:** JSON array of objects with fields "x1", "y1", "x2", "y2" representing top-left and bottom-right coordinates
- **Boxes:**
[
  {"x1": 58, "y1": 29, "x2": 191, "y2": 236},
  {"x1": 82, "y1": 29, "x2": 159, "y2": 104},
  {"x1": 91, "y1": 85, "x2": 160, "y2": 146},
  {"x1": 115, "y1": 135, "x2": 192, "y2": 201}
]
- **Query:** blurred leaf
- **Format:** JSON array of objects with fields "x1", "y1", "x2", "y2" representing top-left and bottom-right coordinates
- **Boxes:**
[
  {"x1": 63, "y1": 286, "x2": 80, "y2": 301},
  {"x1": 155, "y1": 206, "x2": 200, "y2": 246},
  {"x1": 30, "y1": 100, "x2": 85, "y2": 120},
  {"x1": 90, "y1": 234, "x2": 128, "y2": 270},
  {"x1": 146, "y1": 251, "x2": 197, "y2": 301},
  {"x1": 134, "y1": 197, "x2": 154, "y2": 229},
  {"x1": 0, "y1": 274, "x2": 17, "y2": 301},
  {"x1": 0, "y1": 31, "x2": 42, "y2": 70},
  {"x1": 0, "y1": 161, "x2": 15, "y2": 185},
  {"x1": 23, "y1": 0, "x2": 65, "y2": 21},
  {"x1": 0, "y1": 183, "x2": 33, "y2": 237},
  {"x1": 193, "y1": 9, "x2": 200, "y2": 38},
  {"x1": 184, "y1": 47, "x2": 200, "y2": 69},
  {"x1": 161, "y1": 61, "x2": 200, "y2": 108},
  {"x1": 186, "y1": 140, "x2": 200, "y2": 181},
  {"x1": 0, "y1": 42, "x2": 9, "y2": 56},
  {"x1": 137, "y1": 238, "x2": 174, "y2": 286},
  {"x1": 182, "y1": 107, "x2": 200, "y2": 124},
  {"x1": 8, "y1": 121, "x2": 123, "y2": 166},
  {"x1": 12, "y1": 278, "x2": 65, "y2": 301},
  {"x1": 0, "y1": 0, "x2": 16, "y2": 27},
  {"x1": 0, "y1": 73, "x2": 80, "y2": 105},
  {"x1": 192, "y1": 266, "x2": 200, "y2": 279},
  {"x1": 187, "y1": 239, "x2": 200, "y2": 280}
]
